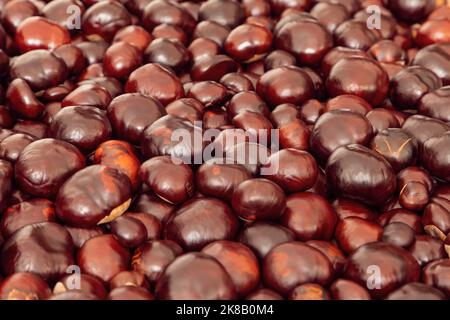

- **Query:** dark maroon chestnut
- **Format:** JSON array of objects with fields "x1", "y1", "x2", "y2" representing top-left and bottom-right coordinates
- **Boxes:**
[
  {"x1": 42, "y1": 0, "x2": 86, "y2": 30},
  {"x1": 155, "y1": 252, "x2": 237, "y2": 300},
  {"x1": 6, "y1": 78, "x2": 44, "y2": 120},
  {"x1": 227, "y1": 91, "x2": 270, "y2": 118},
  {"x1": 370, "y1": 128, "x2": 418, "y2": 172},
  {"x1": 190, "y1": 55, "x2": 239, "y2": 82},
  {"x1": 409, "y1": 235, "x2": 446, "y2": 267},
  {"x1": 421, "y1": 132, "x2": 450, "y2": 182},
  {"x1": 199, "y1": 0, "x2": 244, "y2": 28},
  {"x1": 1, "y1": 0, "x2": 39, "y2": 34},
  {"x1": 144, "y1": 38, "x2": 189, "y2": 72},
  {"x1": 390, "y1": 66, "x2": 442, "y2": 110},
  {"x1": 63, "y1": 83, "x2": 111, "y2": 109},
  {"x1": 166, "y1": 98, "x2": 203, "y2": 123},
  {"x1": 140, "y1": 156, "x2": 194, "y2": 205},
  {"x1": 422, "y1": 259, "x2": 450, "y2": 297},
  {"x1": 110, "y1": 215, "x2": 148, "y2": 248},
  {"x1": 381, "y1": 222, "x2": 415, "y2": 248},
  {"x1": 0, "y1": 199, "x2": 57, "y2": 239},
  {"x1": 275, "y1": 20, "x2": 332, "y2": 66},
  {"x1": 335, "y1": 217, "x2": 382, "y2": 254},
  {"x1": 103, "y1": 41, "x2": 142, "y2": 81},
  {"x1": 15, "y1": 138, "x2": 85, "y2": 198},
  {"x1": 2, "y1": 222, "x2": 74, "y2": 283},
  {"x1": 196, "y1": 162, "x2": 252, "y2": 201},
  {"x1": 78, "y1": 234, "x2": 130, "y2": 283},
  {"x1": 320, "y1": 46, "x2": 370, "y2": 78},
  {"x1": 326, "y1": 57, "x2": 389, "y2": 106},
  {"x1": 65, "y1": 226, "x2": 104, "y2": 249},
  {"x1": 132, "y1": 240, "x2": 182, "y2": 283},
  {"x1": 344, "y1": 242, "x2": 420, "y2": 299},
  {"x1": 10, "y1": 50, "x2": 68, "y2": 91},
  {"x1": 113, "y1": 25, "x2": 153, "y2": 52},
  {"x1": 326, "y1": 144, "x2": 397, "y2": 207},
  {"x1": 270, "y1": 0, "x2": 313, "y2": 16},
  {"x1": 311, "y1": 110, "x2": 373, "y2": 164},
  {"x1": 13, "y1": 120, "x2": 47, "y2": 139},
  {"x1": 189, "y1": 37, "x2": 221, "y2": 63},
  {"x1": 232, "y1": 178, "x2": 286, "y2": 221},
  {"x1": 107, "y1": 93, "x2": 166, "y2": 145},
  {"x1": 0, "y1": 273, "x2": 51, "y2": 300},
  {"x1": 164, "y1": 198, "x2": 238, "y2": 251},
  {"x1": 50, "y1": 106, "x2": 112, "y2": 153},
  {"x1": 82, "y1": 0, "x2": 131, "y2": 42},
  {"x1": 418, "y1": 86, "x2": 450, "y2": 123},
  {"x1": 75, "y1": 40, "x2": 108, "y2": 65},
  {"x1": 188, "y1": 81, "x2": 229, "y2": 108},
  {"x1": 256, "y1": 66, "x2": 314, "y2": 107},
  {"x1": 56, "y1": 165, "x2": 132, "y2": 228},
  {"x1": 125, "y1": 63, "x2": 184, "y2": 106},
  {"x1": 387, "y1": 0, "x2": 435, "y2": 23},
  {"x1": 225, "y1": 24, "x2": 272, "y2": 62},
  {"x1": 0, "y1": 133, "x2": 35, "y2": 162},
  {"x1": 306, "y1": 240, "x2": 346, "y2": 274},
  {"x1": 329, "y1": 279, "x2": 371, "y2": 300},
  {"x1": 143, "y1": 0, "x2": 196, "y2": 34},
  {"x1": 402, "y1": 115, "x2": 450, "y2": 150},
  {"x1": 202, "y1": 240, "x2": 260, "y2": 297},
  {"x1": 412, "y1": 43, "x2": 450, "y2": 86},
  {"x1": 263, "y1": 242, "x2": 334, "y2": 295},
  {"x1": 152, "y1": 23, "x2": 188, "y2": 45},
  {"x1": 140, "y1": 114, "x2": 204, "y2": 161},
  {"x1": 324, "y1": 94, "x2": 372, "y2": 116},
  {"x1": 281, "y1": 192, "x2": 336, "y2": 241},
  {"x1": 378, "y1": 208, "x2": 423, "y2": 234},
  {"x1": 333, "y1": 20, "x2": 380, "y2": 51},
  {"x1": 264, "y1": 50, "x2": 296, "y2": 71},
  {"x1": 332, "y1": 198, "x2": 377, "y2": 221},
  {"x1": 131, "y1": 193, "x2": 174, "y2": 225}
]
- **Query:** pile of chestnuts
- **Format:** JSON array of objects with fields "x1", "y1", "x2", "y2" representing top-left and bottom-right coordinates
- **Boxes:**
[{"x1": 0, "y1": 0, "x2": 449, "y2": 300}]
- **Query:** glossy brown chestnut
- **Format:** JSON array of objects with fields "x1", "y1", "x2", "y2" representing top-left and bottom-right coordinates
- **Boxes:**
[
  {"x1": 0, "y1": 198, "x2": 57, "y2": 239},
  {"x1": 82, "y1": 0, "x2": 131, "y2": 42},
  {"x1": 326, "y1": 144, "x2": 397, "y2": 207},
  {"x1": 2, "y1": 222, "x2": 75, "y2": 282},
  {"x1": 164, "y1": 198, "x2": 238, "y2": 251},
  {"x1": 144, "y1": 38, "x2": 190, "y2": 72},
  {"x1": 412, "y1": 43, "x2": 450, "y2": 86},
  {"x1": 15, "y1": 138, "x2": 85, "y2": 198},
  {"x1": 107, "y1": 93, "x2": 166, "y2": 145},
  {"x1": 53, "y1": 273, "x2": 107, "y2": 299},
  {"x1": 256, "y1": 66, "x2": 314, "y2": 107},
  {"x1": 6, "y1": 78, "x2": 44, "y2": 120},
  {"x1": 311, "y1": 110, "x2": 373, "y2": 164},
  {"x1": 409, "y1": 235, "x2": 446, "y2": 267},
  {"x1": 55, "y1": 165, "x2": 132, "y2": 228},
  {"x1": 125, "y1": 63, "x2": 184, "y2": 106},
  {"x1": 132, "y1": 240, "x2": 182, "y2": 283},
  {"x1": 65, "y1": 226, "x2": 104, "y2": 249},
  {"x1": 386, "y1": 282, "x2": 446, "y2": 300},
  {"x1": 281, "y1": 192, "x2": 336, "y2": 241},
  {"x1": 335, "y1": 217, "x2": 382, "y2": 254},
  {"x1": 202, "y1": 240, "x2": 260, "y2": 297},
  {"x1": 50, "y1": 106, "x2": 112, "y2": 153},
  {"x1": 333, "y1": 20, "x2": 380, "y2": 51},
  {"x1": 225, "y1": 24, "x2": 272, "y2": 62},
  {"x1": 109, "y1": 270, "x2": 149, "y2": 290},
  {"x1": 143, "y1": 0, "x2": 196, "y2": 34},
  {"x1": 418, "y1": 86, "x2": 450, "y2": 123},
  {"x1": 326, "y1": 57, "x2": 389, "y2": 106},
  {"x1": 113, "y1": 25, "x2": 152, "y2": 52},
  {"x1": 140, "y1": 156, "x2": 194, "y2": 205},
  {"x1": 289, "y1": 283, "x2": 329, "y2": 300},
  {"x1": 110, "y1": 215, "x2": 148, "y2": 249},
  {"x1": 370, "y1": 128, "x2": 418, "y2": 172},
  {"x1": 190, "y1": 55, "x2": 239, "y2": 82},
  {"x1": 402, "y1": 115, "x2": 450, "y2": 150},
  {"x1": 324, "y1": 94, "x2": 372, "y2": 116},
  {"x1": 263, "y1": 242, "x2": 334, "y2": 295},
  {"x1": 103, "y1": 41, "x2": 142, "y2": 80},
  {"x1": 0, "y1": 132, "x2": 35, "y2": 163},
  {"x1": 344, "y1": 241, "x2": 420, "y2": 299},
  {"x1": 78, "y1": 234, "x2": 130, "y2": 283},
  {"x1": 422, "y1": 259, "x2": 450, "y2": 297},
  {"x1": 1, "y1": 0, "x2": 39, "y2": 34},
  {"x1": 108, "y1": 286, "x2": 154, "y2": 300},
  {"x1": 155, "y1": 252, "x2": 237, "y2": 300},
  {"x1": 131, "y1": 193, "x2": 175, "y2": 225},
  {"x1": 421, "y1": 132, "x2": 450, "y2": 183},
  {"x1": 246, "y1": 288, "x2": 283, "y2": 300},
  {"x1": 62, "y1": 83, "x2": 112, "y2": 109},
  {"x1": 329, "y1": 279, "x2": 371, "y2": 300},
  {"x1": 188, "y1": 81, "x2": 229, "y2": 108},
  {"x1": 381, "y1": 222, "x2": 415, "y2": 248},
  {"x1": 232, "y1": 178, "x2": 286, "y2": 221}
]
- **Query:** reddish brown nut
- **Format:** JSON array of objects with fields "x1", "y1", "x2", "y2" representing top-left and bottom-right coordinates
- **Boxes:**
[
  {"x1": 263, "y1": 242, "x2": 334, "y2": 295},
  {"x1": 15, "y1": 138, "x2": 86, "y2": 198},
  {"x1": 56, "y1": 165, "x2": 132, "y2": 228},
  {"x1": 289, "y1": 283, "x2": 330, "y2": 300},
  {"x1": 1, "y1": 222, "x2": 75, "y2": 282},
  {"x1": 93, "y1": 140, "x2": 141, "y2": 190},
  {"x1": 78, "y1": 234, "x2": 130, "y2": 283},
  {"x1": 155, "y1": 252, "x2": 237, "y2": 300},
  {"x1": 164, "y1": 198, "x2": 239, "y2": 251},
  {"x1": 53, "y1": 273, "x2": 107, "y2": 299},
  {"x1": 329, "y1": 279, "x2": 371, "y2": 300},
  {"x1": 109, "y1": 271, "x2": 149, "y2": 290},
  {"x1": 335, "y1": 217, "x2": 382, "y2": 255},
  {"x1": 140, "y1": 156, "x2": 194, "y2": 205},
  {"x1": 202, "y1": 240, "x2": 260, "y2": 298},
  {"x1": 6, "y1": 78, "x2": 44, "y2": 119}
]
